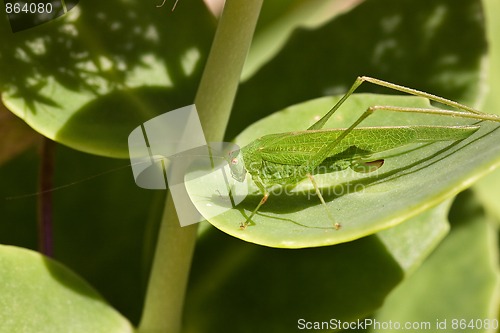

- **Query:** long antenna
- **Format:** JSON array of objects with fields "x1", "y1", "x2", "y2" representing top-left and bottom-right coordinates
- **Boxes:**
[{"x1": 156, "y1": 0, "x2": 180, "y2": 11}]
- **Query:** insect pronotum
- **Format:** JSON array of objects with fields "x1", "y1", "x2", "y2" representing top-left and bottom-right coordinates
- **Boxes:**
[{"x1": 227, "y1": 76, "x2": 500, "y2": 230}]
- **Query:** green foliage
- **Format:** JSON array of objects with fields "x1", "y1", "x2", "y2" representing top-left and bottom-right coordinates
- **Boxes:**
[
  {"x1": 184, "y1": 200, "x2": 451, "y2": 332},
  {"x1": 0, "y1": 245, "x2": 134, "y2": 333},
  {"x1": 0, "y1": 0, "x2": 215, "y2": 157},
  {"x1": 0, "y1": 0, "x2": 499, "y2": 332},
  {"x1": 196, "y1": 94, "x2": 500, "y2": 248},
  {"x1": 374, "y1": 191, "x2": 499, "y2": 332}
]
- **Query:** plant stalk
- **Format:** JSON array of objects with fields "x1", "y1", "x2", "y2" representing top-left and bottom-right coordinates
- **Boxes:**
[{"x1": 138, "y1": 0, "x2": 263, "y2": 332}]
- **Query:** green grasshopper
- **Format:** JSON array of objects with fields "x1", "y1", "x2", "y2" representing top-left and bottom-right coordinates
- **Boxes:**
[{"x1": 228, "y1": 76, "x2": 500, "y2": 230}]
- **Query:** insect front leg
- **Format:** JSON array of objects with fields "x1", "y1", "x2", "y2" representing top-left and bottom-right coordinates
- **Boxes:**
[
  {"x1": 240, "y1": 191, "x2": 269, "y2": 230},
  {"x1": 240, "y1": 177, "x2": 269, "y2": 230}
]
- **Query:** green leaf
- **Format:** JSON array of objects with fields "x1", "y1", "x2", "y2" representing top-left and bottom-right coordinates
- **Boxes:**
[
  {"x1": 373, "y1": 191, "x2": 500, "y2": 332},
  {"x1": 472, "y1": 0, "x2": 500, "y2": 221},
  {"x1": 0, "y1": 245, "x2": 134, "y2": 333},
  {"x1": 0, "y1": 0, "x2": 215, "y2": 158},
  {"x1": 228, "y1": 0, "x2": 487, "y2": 140},
  {"x1": 482, "y1": 0, "x2": 500, "y2": 117},
  {"x1": 0, "y1": 145, "x2": 163, "y2": 325},
  {"x1": 189, "y1": 94, "x2": 500, "y2": 248},
  {"x1": 184, "y1": 201, "x2": 450, "y2": 332},
  {"x1": 242, "y1": 0, "x2": 363, "y2": 80}
]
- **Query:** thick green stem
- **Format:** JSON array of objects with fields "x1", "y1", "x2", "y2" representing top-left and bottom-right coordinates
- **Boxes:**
[
  {"x1": 137, "y1": 1, "x2": 263, "y2": 332},
  {"x1": 195, "y1": 0, "x2": 263, "y2": 142},
  {"x1": 138, "y1": 197, "x2": 197, "y2": 333}
]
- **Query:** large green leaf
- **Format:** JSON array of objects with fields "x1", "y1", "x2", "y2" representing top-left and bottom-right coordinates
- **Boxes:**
[
  {"x1": 473, "y1": 0, "x2": 500, "y2": 221},
  {"x1": 0, "y1": 245, "x2": 134, "y2": 333},
  {"x1": 184, "y1": 200, "x2": 449, "y2": 333},
  {"x1": 188, "y1": 94, "x2": 500, "y2": 248},
  {"x1": 373, "y1": 191, "x2": 500, "y2": 332},
  {"x1": 0, "y1": 0, "x2": 215, "y2": 157}
]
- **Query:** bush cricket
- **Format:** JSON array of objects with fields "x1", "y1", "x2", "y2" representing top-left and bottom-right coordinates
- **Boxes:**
[{"x1": 228, "y1": 76, "x2": 500, "y2": 230}]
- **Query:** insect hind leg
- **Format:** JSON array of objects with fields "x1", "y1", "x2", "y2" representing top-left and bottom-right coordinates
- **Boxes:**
[
  {"x1": 304, "y1": 104, "x2": 500, "y2": 181},
  {"x1": 309, "y1": 75, "x2": 496, "y2": 134},
  {"x1": 307, "y1": 173, "x2": 341, "y2": 230},
  {"x1": 358, "y1": 76, "x2": 483, "y2": 115}
]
